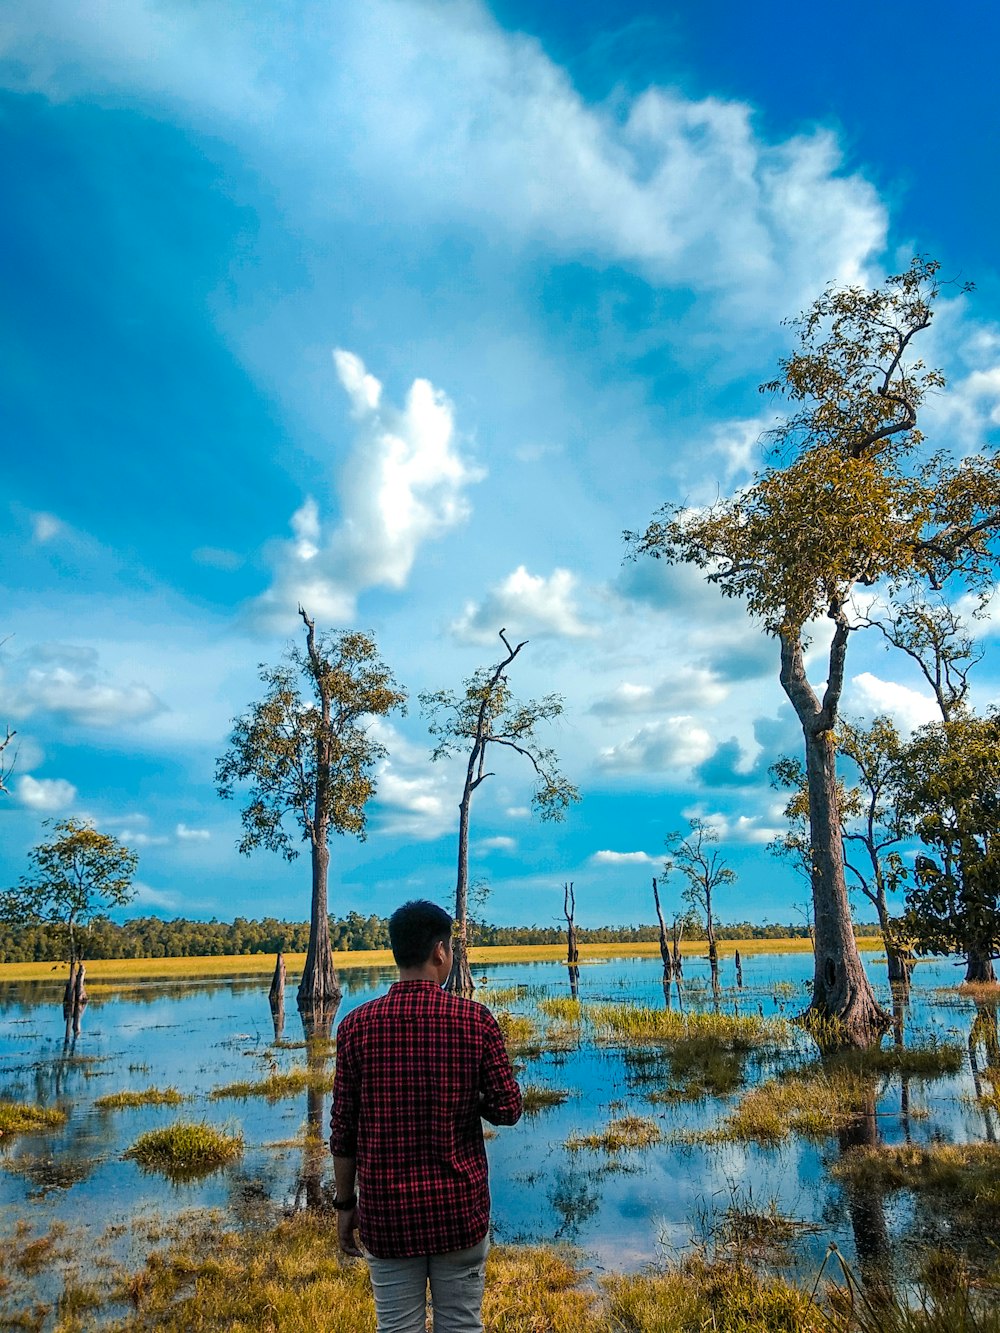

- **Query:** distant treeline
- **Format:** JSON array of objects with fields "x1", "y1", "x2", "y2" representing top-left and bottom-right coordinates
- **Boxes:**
[{"x1": 0, "y1": 913, "x2": 879, "y2": 965}]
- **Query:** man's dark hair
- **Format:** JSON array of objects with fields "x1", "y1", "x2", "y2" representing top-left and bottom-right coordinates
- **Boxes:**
[{"x1": 389, "y1": 899, "x2": 453, "y2": 968}]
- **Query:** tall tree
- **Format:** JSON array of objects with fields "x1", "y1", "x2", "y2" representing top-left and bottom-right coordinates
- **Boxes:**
[
  {"x1": 0, "y1": 818, "x2": 137, "y2": 966},
  {"x1": 899, "y1": 710, "x2": 1000, "y2": 983},
  {"x1": 662, "y1": 817, "x2": 734, "y2": 987},
  {"x1": 630, "y1": 259, "x2": 1000, "y2": 1046},
  {"x1": 0, "y1": 725, "x2": 13, "y2": 794},
  {"x1": 216, "y1": 609, "x2": 405, "y2": 1014},
  {"x1": 420, "y1": 629, "x2": 579, "y2": 994}
]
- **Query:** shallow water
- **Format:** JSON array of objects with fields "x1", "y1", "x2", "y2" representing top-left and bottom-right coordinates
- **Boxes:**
[{"x1": 0, "y1": 949, "x2": 994, "y2": 1292}]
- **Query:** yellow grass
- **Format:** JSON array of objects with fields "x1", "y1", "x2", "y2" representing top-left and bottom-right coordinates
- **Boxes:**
[{"x1": 0, "y1": 937, "x2": 880, "y2": 985}]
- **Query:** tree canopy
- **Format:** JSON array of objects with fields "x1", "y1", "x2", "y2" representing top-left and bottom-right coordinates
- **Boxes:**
[{"x1": 0, "y1": 818, "x2": 138, "y2": 964}]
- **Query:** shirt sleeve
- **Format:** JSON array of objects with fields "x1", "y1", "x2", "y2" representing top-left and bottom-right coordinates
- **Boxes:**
[
  {"x1": 477, "y1": 1009, "x2": 523, "y2": 1126},
  {"x1": 329, "y1": 1014, "x2": 360, "y2": 1157}
]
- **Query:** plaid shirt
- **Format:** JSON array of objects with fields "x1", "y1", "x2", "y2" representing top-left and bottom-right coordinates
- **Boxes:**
[{"x1": 329, "y1": 979, "x2": 522, "y2": 1258}]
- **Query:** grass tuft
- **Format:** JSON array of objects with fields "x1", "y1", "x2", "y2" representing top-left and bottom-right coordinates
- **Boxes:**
[
  {"x1": 567, "y1": 1115, "x2": 661, "y2": 1152},
  {"x1": 95, "y1": 1086, "x2": 188, "y2": 1110},
  {"x1": 210, "y1": 1067, "x2": 333, "y2": 1102},
  {"x1": 124, "y1": 1121, "x2": 243, "y2": 1180},
  {"x1": 521, "y1": 1085, "x2": 571, "y2": 1114},
  {"x1": 0, "y1": 1099, "x2": 66, "y2": 1137},
  {"x1": 588, "y1": 1004, "x2": 787, "y2": 1051},
  {"x1": 680, "y1": 1069, "x2": 874, "y2": 1144}
]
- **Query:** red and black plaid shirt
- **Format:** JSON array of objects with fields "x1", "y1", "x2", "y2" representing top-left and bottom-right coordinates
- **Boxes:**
[{"x1": 329, "y1": 979, "x2": 522, "y2": 1258}]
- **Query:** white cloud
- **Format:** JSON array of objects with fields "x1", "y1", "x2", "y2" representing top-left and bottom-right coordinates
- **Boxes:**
[
  {"x1": 590, "y1": 668, "x2": 728, "y2": 719},
  {"x1": 479, "y1": 835, "x2": 517, "y2": 852},
  {"x1": 598, "y1": 716, "x2": 715, "y2": 772},
  {"x1": 679, "y1": 807, "x2": 781, "y2": 846},
  {"x1": 452, "y1": 566, "x2": 595, "y2": 643},
  {"x1": 14, "y1": 774, "x2": 77, "y2": 812},
  {"x1": 0, "y1": 645, "x2": 164, "y2": 729},
  {"x1": 850, "y1": 672, "x2": 940, "y2": 733},
  {"x1": 30, "y1": 511, "x2": 63, "y2": 543},
  {"x1": 130, "y1": 881, "x2": 182, "y2": 912},
  {"x1": 505, "y1": 806, "x2": 530, "y2": 819},
  {"x1": 176, "y1": 823, "x2": 211, "y2": 841},
  {"x1": 590, "y1": 849, "x2": 656, "y2": 865},
  {"x1": 369, "y1": 721, "x2": 457, "y2": 841},
  {"x1": 0, "y1": 2, "x2": 886, "y2": 320},
  {"x1": 251, "y1": 352, "x2": 483, "y2": 630}
]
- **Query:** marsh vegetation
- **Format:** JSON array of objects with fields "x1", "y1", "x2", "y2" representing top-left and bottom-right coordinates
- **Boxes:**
[{"x1": 2, "y1": 948, "x2": 1000, "y2": 1328}]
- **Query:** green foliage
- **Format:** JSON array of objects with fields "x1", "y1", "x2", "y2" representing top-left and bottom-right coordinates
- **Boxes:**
[
  {"x1": 216, "y1": 622, "x2": 405, "y2": 859},
  {"x1": 899, "y1": 710, "x2": 1000, "y2": 961},
  {"x1": 0, "y1": 818, "x2": 137, "y2": 964}
]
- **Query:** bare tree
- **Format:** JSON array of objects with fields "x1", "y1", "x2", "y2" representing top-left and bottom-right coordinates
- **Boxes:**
[
  {"x1": 663, "y1": 818, "x2": 735, "y2": 988},
  {"x1": 421, "y1": 629, "x2": 579, "y2": 994},
  {"x1": 651, "y1": 877, "x2": 673, "y2": 980}
]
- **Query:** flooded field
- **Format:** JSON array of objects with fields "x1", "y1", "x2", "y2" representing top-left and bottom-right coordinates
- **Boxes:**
[{"x1": 1, "y1": 948, "x2": 997, "y2": 1324}]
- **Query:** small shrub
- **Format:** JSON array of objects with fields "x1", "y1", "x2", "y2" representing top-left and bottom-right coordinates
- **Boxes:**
[{"x1": 124, "y1": 1121, "x2": 243, "y2": 1180}]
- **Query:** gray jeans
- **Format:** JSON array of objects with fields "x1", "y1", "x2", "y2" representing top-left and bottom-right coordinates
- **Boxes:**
[{"x1": 366, "y1": 1236, "x2": 489, "y2": 1333}]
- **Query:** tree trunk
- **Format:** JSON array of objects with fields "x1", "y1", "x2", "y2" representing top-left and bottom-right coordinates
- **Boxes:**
[
  {"x1": 298, "y1": 840, "x2": 341, "y2": 1012},
  {"x1": 780, "y1": 628, "x2": 888, "y2": 1048},
  {"x1": 652, "y1": 879, "x2": 672, "y2": 981},
  {"x1": 706, "y1": 913, "x2": 719, "y2": 989},
  {"x1": 671, "y1": 919, "x2": 684, "y2": 977},
  {"x1": 734, "y1": 948, "x2": 743, "y2": 989},
  {"x1": 965, "y1": 949, "x2": 997, "y2": 984},
  {"x1": 448, "y1": 790, "x2": 475, "y2": 996},
  {"x1": 269, "y1": 952, "x2": 286, "y2": 1011},
  {"x1": 804, "y1": 728, "x2": 889, "y2": 1046}
]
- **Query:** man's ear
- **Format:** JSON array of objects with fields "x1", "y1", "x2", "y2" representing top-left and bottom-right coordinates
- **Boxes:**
[{"x1": 431, "y1": 938, "x2": 448, "y2": 966}]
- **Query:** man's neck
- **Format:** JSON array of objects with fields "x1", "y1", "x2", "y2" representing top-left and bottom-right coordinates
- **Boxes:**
[{"x1": 397, "y1": 965, "x2": 443, "y2": 983}]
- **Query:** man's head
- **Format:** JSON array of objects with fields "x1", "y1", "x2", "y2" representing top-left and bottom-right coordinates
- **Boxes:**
[{"x1": 389, "y1": 899, "x2": 453, "y2": 975}]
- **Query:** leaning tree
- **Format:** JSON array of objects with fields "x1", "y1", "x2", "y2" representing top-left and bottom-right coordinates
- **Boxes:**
[
  {"x1": 217, "y1": 608, "x2": 405, "y2": 1015},
  {"x1": 420, "y1": 629, "x2": 579, "y2": 994},
  {"x1": 630, "y1": 258, "x2": 1000, "y2": 1046}
]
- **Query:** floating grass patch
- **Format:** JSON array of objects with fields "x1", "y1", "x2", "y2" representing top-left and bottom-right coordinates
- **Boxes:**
[
  {"x1": 476, "y1": 985, "x2": 526, "y2": 1007},
  {"x1": 124, "y1": 1121, "x2": 243, "y2": 1180},
  {"x1": 833, "y1": 1142, "x2": 1000, "y2": 1223},
  {"x1": 95, "y1": 1086, "x2": 188, "y2": 1110},
  {"x1": 210, "y1": 1066, "x2": 333, "y2": 1102},
  {"x1": 521, "y1": 1085, "x2": 571, "y2": 1114},
  {"x1": 567, "y1": 1115, "x2": 661, "y2": 1152},
  {"x1": 828, "y1": 1041, "x2": 965, "y2": 1080},
  {"x1": 0, "y1": 1099, "x2": 66, "y2": 1137},
  {"x1": 682, "y1": 1069, "x2": 873, "y2": 1144},
  {"x1": 649, "y1": 1041, "x2": 747, "y2": 1101},
  {"x1": 587, "y1": 1004, "x2": 788, "y2": 1051}
]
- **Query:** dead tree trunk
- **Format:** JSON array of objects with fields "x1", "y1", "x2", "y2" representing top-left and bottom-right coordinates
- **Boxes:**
[
  {"x1": 671, "y1": 915, "x2": 684, "y2": 977},
  {"x1": 734, "y1": 948, "x2": 743, "y2": 989},
  {"x1": 448, "y1": 787, "x2": 476, "y2": 996},
  {"x1": 563, "y1": 882, "x2": 579, "y2": 965},
  {"x1": 652, "y1": 878, "x2": 672, "y2": 981},
  {"x1": 270, "y1": 952, "x2": 286, "y2": 1010}
]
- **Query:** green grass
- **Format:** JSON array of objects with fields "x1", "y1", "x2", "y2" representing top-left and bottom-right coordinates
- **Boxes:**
[
  {"x1": 538, "y1": 997, "x2": 583, "y2": 1022},
  {"x1": 210, "y1": 1067, "x2": 333, "y2": 1101},
  {"x1": 587, "y1": 1003, "x2": 788, "y2": 1051},
  {"x1": 832, "y1": 1142, "x2": 1000, "y2": 1228},
  {"x1": 94, "y1": 1086, "x2": 188, "y2": 1110},
  {"x1": 0, "y1": 1099, "x2": 66, "y2": 1137},
  {"x1": 567, "y1": 1114, "x2": 661, "y2": 1152},
  {"x1": 521, "y1": 1084, "x2": 571, "y2": 1114},
  {"x1": 828, "y1": 1041, "x2": 964, "y2": 1080},
  {"x1": 681, "y1": 1069, "x2": 874, "y2": 1144},
  {"x1": 124, "y1": 1120, "x2": 244, "y2": 1180},
  {"x1": 493, "y1": 1010, "x2": 538, "y2": 1050}
]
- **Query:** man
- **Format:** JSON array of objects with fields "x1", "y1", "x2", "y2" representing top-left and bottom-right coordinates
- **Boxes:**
[{"x1": 329, "y1": 899, "x2": 522, "y2": 1332}]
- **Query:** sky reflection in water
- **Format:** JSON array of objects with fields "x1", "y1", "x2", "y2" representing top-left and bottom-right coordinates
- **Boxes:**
[{"x1": 0, "y1": 950, "x2": 994, "y2": 1280}]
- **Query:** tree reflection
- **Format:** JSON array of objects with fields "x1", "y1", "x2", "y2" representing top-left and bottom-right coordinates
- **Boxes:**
[{"x1": 292, "y1": 1001, "x2": 339, "y2": 1211}]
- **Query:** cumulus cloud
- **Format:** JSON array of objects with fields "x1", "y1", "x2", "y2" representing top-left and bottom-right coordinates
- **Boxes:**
[
  {"x1": 850, "y1": 672, "x2": 940, "y2": 733},
  {"x1": 176, "y1": 823, "x2": 211, "y2": 841},
  {"x1": 590, "y1": 849, "x2": 656, "y2": 865},
  {"x1": 14, "y1": 774, "x2": 77, "y2": 812},
  {"x1": 30, "y1": 511, "x2": 64, "y2": 543},
  {"x1": 590, "y1": 667, "x2": 728, "y2": 719},
  {"x1": 251, "y1": 351, "x2": 483, "y2": 630},
  {"x1": 131, "y1": 881, "x2": 182, "y2": 911},
  {"x1": 598, "y1": 716, "x2": 715, "y2": 772},
  {"x1": 679, "y1": 806, "x2": 781, "y2": 845},
  {"x1": 0, "y1": 645, "x2": 164, "y2": 728},
  {"x1": 478, "y1": 835, "x2": 517, "y2": 852},
  {"x1": 452, "y1": 566, "x2": 595, "y2": 643},
  {"x1": 0, "y1": 2, "x2": 885, "y2": 320},
  {"x1": 368, "y1": 721, "x2": 457, "y2": 841}
]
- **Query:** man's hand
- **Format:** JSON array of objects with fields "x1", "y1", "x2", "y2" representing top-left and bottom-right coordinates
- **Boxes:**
[{"x1": 337, "y1": 1205, "x2": 362, "y2": 1257}]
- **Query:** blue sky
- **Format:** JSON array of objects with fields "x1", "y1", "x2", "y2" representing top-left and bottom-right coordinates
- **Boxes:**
[{"x1": 2, "y1": 0, "x2": 998, "y2": 930}]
